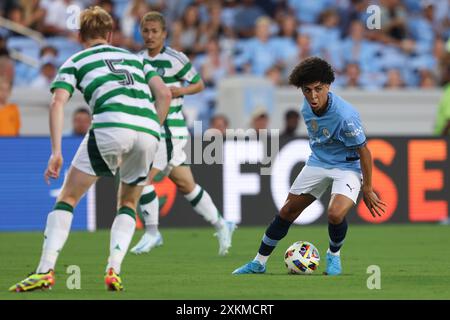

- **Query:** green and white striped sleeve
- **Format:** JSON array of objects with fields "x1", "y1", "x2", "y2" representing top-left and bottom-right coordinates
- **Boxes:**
[
  {"x1": 143, "y1": 58, "x2": 159, "y2": 83},
  {"x1": 176, "y1": 53, "x2": 201, "y2": 84},
  {"x1": 50, "y1": 59, "x2": 77, "y2": 97}
]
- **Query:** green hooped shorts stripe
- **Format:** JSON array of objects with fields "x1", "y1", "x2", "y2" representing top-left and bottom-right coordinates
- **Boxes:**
[
  {"x1": 53, "y1": 201, "x2": 74, "y2": 213},
  {"x1": 118, "y1": 206, "x2": 136, "y2": 220},
  {"x1": 87, "y1": 129, "x2": 114, "y2": 177}
]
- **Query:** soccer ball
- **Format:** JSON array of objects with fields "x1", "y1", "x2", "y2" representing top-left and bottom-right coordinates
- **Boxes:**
[{"x1": 284, "y1": 241, "x2": 320, "y2": 274}]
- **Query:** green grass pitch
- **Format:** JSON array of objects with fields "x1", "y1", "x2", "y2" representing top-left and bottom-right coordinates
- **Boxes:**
[{"x1": 0, "y1": 224, "x2": 449, "y2": 300}]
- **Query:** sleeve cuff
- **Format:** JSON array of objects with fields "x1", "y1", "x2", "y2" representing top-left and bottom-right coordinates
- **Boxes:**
[
  {"x1": 50, "y1": 82, "x2": 74, "y2": 97},
  {"x1": 346, "y1": 140, "x2": 367, "y2": 150},
  {"x1": 189, "y1": 73, "x2": 201, "y2": 84}
]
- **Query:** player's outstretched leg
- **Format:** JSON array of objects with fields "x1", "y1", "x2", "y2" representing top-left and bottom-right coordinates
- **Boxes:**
[
  {"x1": 130, "y1": 185, "x2": 163, "y2": 254},
  {"x1": 170, "y1": 166, "x2": 237, "y2": 255},
  {"x1": 105, "y1": 207, "x2": 137, "y2": 291},
  {"x1": 9, "y1": 202, "x2": 74, "y2": 292},
  {"x1": 185, "y1": 184, "x2": 236, "y2": 256},
  {"x1": 232, "y1": 215, "x2": 292, "y2": 274}
]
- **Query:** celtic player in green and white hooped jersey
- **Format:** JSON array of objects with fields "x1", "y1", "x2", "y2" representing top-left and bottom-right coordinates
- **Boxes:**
[
  {"x1": 129, "y1": 11, "x2": 237, "y2": 257},
  {"x1": 52, "y1": 44, "x2": 162, "y2": 140},
  {"x1": 139, "y1": 46, "x2": 199, "y2": 139},
  {"x1": 9, "y1": 6, "x2": 171, "y2": 293}
]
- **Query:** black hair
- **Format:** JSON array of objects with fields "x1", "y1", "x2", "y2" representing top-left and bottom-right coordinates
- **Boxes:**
[
  {"x1": 288, "y1": 56, "x2": 335, "y2": 88},
  {"x1": 285, "y1": 109, "x2": 300, "y2": 120},
  {"x1": 74, "y1": 107, "x2": 91, "y2": 116}
]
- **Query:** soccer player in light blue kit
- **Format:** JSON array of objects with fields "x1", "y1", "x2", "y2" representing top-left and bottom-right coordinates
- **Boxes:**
[{"x1": 233, "y1": 57, "x2": 387, "y2": 275}]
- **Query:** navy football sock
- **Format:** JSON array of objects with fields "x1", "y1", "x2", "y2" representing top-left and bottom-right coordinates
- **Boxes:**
[
  {"x1": 258, "y1": 215, "x2": 293, "y2": 256},
  {"x1": 328, "y1": 218, "x2": 348, "y2": 253}
]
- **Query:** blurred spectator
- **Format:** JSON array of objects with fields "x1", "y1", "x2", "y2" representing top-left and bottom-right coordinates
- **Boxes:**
[
  {"x1": 233, "y1": 0, "x2": 265, "y2": 38},
  {"x1": 369, "y1": 0, "x2": 408, "y2": 47},
  {"x1": 317, "y1": 9, "x2": 343, "y2": 71},
  {"x1": 0, "y1": 76, "x2": 20, "y2": 136},
  {"x1": 288, "y1": 0, "x2": 333, "y2": 25},
  {"x1": 280, "y1": 109, "x2": 300, "y2": 139},
  {"x1": 265, "y1": 65, "x2": 283, "y2": 86},
  {"x1": 221, "y1": 0, "x2": 238, "y2": 31},
  {"x1": 250, "y1": 106, "x2": 269, "y2": 133},
  {"x1": 208, "y1": 113, "x2": 229, "y2": 136},
  {"x1": 0, "y1": 56, "x2": 15, "y2": 85},
  {"x1": 40, "y1": 0, "x2": 84, "y2": 37},
  {"x1": 31, "y1": 60, "x2": 57, "y2": 89},
  {"x1": 384, "y1": 68, "x2": 405, "y2": 89},
  {"x1": 236, "y1": 16, "x2": 279, "y2": 75},
  {"x1": 40, "y1": 45, "x2": 58, "y2": 60},
  {"x1": 339, "y1": 63, "x2": 363, "y2": 88},
  {"x1": 171, "y1": 4, "x2": 203, "y2": 54},
  {"x1": 419, "y1": 70, "x2": 437, "y2": 88},
  {"x1": 283, "y1": 33, "x2": 313, "y2": 79},
  {"x1": 0, "y1": 35, "x2": 9, "y2": 57},
  {"x1": 341, "y1": 20, "x2": 381, "y2": 73},
  {"x1": 72, "y1": 107, "x2": 91, "y2": 136},
  {"x1": 121, "y1": 0, "x2": 150, "y2": 50},
  {"x1": 199, "y1": 1, "x2": 227, "y2": 46},
  {"x1": 339, "y1": 0, "x2": 370, "y2": 37},
  {"x1": 272, "y1": 13, "x2": 298, "y2": 61},
  {"x1": 197, "y1": 38, "x2": 235, "y2": 88},
  {"x1": 1, "y1": 0, "x2": 16, "y2": 18},
  {"x1": 19, "y1": 0, "x2": 46, "y2": 31}
]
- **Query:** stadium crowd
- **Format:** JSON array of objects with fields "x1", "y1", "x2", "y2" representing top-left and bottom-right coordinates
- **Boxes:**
[{"x1": 1, "y1": 0, "x2": 450, "y2": 135}]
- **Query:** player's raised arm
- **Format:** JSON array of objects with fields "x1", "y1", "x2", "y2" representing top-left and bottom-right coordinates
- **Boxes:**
[
  {"x1": 148, "y1": 75, "x2": 172, "y2": 125},
  {"x1": 45, "y1": 88, "x2": 70, "y2": 184},
  {"x1": 357, "y1": 144, "x2": 387, "y2": 217}
]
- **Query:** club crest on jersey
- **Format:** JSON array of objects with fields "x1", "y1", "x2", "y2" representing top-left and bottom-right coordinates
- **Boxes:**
[
  {"x1": 311, "y1": 120, "x2": 318, "y2": 132},
  {"x1": 157, "y1": 67, "x2": 165, "y2": 76},
  {"x1": 322, "y1": 128, "x2": 331, "y2": 138}
]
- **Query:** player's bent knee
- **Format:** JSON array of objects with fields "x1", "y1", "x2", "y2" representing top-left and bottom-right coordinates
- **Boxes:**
[
  {"x1": 280, "y1": 204, "x2": 300, "y2": 222},
  {"x1": 327, "y1": 207, "x2": 345, "y2": 224}
]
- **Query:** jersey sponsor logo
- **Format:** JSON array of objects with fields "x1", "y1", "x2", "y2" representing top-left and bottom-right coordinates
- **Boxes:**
[
  {"x1": 345, "y1": 127, "x2": 364, "y2": 137},
  {"x1": 322, "y1": 128, "x2": 331, "y2": 138}
]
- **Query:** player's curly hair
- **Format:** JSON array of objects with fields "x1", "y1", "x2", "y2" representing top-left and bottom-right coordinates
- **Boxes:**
[{"x1": 288, "y1": 57, "x2": 335, "y2": 88}]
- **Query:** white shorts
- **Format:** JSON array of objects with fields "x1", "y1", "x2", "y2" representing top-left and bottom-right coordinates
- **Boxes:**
[
  {"x1": 72, "y1": 127, "x2": 159, "y2": 186},
  {"x1": 153, "y1": 137, "x2": 188, "y2": 175},
  {"x1": 289, "y1": 165, "x2": 362, "y2": 203}
]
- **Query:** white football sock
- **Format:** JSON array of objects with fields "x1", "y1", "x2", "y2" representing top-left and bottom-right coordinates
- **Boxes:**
[
  {"x1": 184, "y1": 184, "x2": 224, "y2": 229},
  {"x1": 254, "y1": 253, "x2": 269, "y2": 265},
  {"x1": 106, "y1": 212, "x2": 136, "y2": 274},
  {"x1": 327, "y1": 248, "x2": 340, "y2": 256},
  {"x1": 37, "y1": 209, "x2": 73, "y2": 273},
  {"x1": 139, "y1": 185, "x2": 159, "y2": 236}
]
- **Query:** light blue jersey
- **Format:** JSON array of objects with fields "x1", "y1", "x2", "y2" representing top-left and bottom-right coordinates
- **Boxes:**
[{"x1": 302, "y1": 91, "x2": 366, "y2": 173}]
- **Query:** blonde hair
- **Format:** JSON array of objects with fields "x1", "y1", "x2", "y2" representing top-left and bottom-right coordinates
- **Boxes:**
[
  {"x1": 79, "y1": 6, "x2": 113, "y2": 42},
  {"x1": 140, "y1": 11, "x2": 166, "y2": 31}
]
